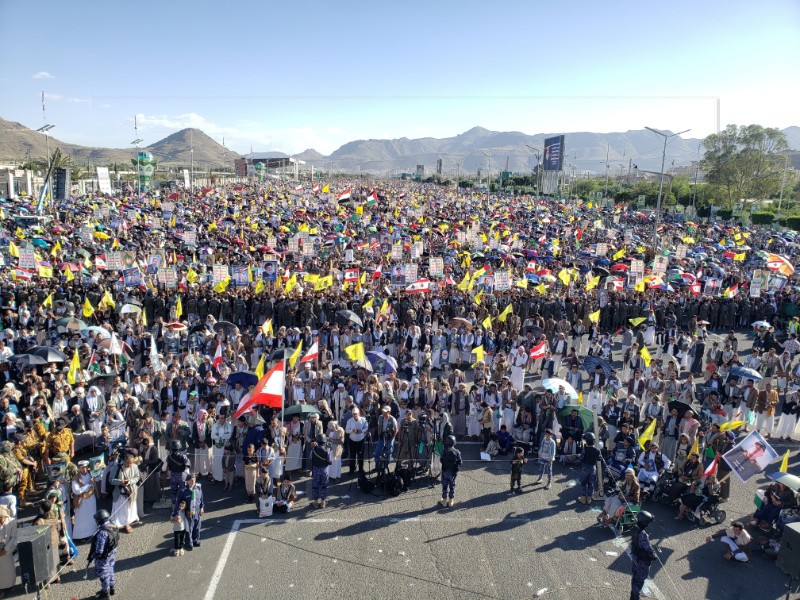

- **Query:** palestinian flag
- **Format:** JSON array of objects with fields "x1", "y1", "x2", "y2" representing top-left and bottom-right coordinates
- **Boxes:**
[
  {"x1": 366, "y1": 190, "x2": 378, "y2": 205},
  {"x1": 87, "y1": 351, "x2": 101, "y2": 373}
]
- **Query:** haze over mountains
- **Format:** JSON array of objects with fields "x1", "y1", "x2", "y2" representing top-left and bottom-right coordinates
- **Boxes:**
[{"x1": 1, "y1": 117, "x2": 798, "y2": 174}]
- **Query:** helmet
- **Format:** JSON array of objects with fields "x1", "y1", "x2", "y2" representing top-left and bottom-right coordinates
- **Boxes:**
[
  {"x1": 170, "y1": 441, "x2": 181, "y2": 451},
  {"x1": 583, "y1": 432, "x2": 595, "y2": 445},
  {"x1": 94, "y1": 509, "x2": 111, "y2": 524},
  {"x1": 636, "y1": 510, "x2": 654, "y2": 529},
  {"x1": 315, "y1": 434, "x2": 326, "y2": 445},
  {"x1": 444, "y1": 435, "x2": 456, "y2": 448}
]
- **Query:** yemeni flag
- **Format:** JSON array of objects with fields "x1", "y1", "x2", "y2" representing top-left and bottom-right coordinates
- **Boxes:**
[
  {"x1": 405, "y1": 279, "x2": 431, "y2": 294},
  {"x1": 312, "y1": 184, "x2": 320, "y2": 195},
  {"x1": 703, "y1": 456, "x2": 718, "y2": 478},
  {"x1": 372, "y1": 264, "x2": 383, "y2": 279},
  {"x1": 338, "y1": 189, "x2": 351, "y2": 202},
  {"x1": 724, "y1": 284, "x2": 739, "y2": 298},
  {"x1": 233, "y1": 360, "x2": 286, "y2": 418},
  {"x1": 529, "y1": 340, "x2": 547, "y2": 360},
  {"x1": 212, "y1": 343, "x2": 224, "y2": 369},
  {"x1": 295, "y1": 184, "x2": 303, "y2": 192},
  {"x1": 300, "y1": 339, "x2": 319, "y2": 364}
]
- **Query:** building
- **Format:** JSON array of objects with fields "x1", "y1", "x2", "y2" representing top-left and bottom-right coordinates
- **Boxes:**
[{"x1": 237, "y1": 153, "x2": 305, "y2": 179}]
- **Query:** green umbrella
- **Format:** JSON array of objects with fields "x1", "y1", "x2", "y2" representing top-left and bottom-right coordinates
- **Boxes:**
[
  {"x1": 769, "y1": 472, "x2": 800, "y2": 492},
  {"x1": 557, "y1": 405, "x2": 594, "y2": 431}
]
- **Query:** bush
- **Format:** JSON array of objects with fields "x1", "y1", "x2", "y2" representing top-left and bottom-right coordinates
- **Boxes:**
[
  {"x1": 780, "y1": 216, "x2": 800, "y2": 231},
  {"x1": 750, "y1": 211, "x2": 775, "y2": 225},
  {"x1": 715, "y1": 209, "x2": 733, "y2": 220}
]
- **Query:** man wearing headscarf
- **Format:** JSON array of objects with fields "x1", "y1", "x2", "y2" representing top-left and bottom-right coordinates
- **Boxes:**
[{"x1": 71, "y1": 459, "x2": 98, "y2": 539}]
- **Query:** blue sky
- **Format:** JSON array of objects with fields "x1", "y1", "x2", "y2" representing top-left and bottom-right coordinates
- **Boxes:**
[{"x1": 1, "y1": 0, "x2": 798, "y2": 155}]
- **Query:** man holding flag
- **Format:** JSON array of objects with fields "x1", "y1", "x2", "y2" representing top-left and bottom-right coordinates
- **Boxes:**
[{"x1": 636, "y1": 439, "x2": 670, "y2": 495}]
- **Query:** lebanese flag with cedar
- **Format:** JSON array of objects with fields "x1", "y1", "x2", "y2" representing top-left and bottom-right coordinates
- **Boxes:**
[
  {"x1": 300, "y1": 339, "x2": 319, "y2": 364},
  {"x1": 405, "y1": 279, "x2": 431, "y2": 293},
  {"x1": 690, "y1": 282, "x2": 702, "y2": 296},
  {"x1": 233, "y1": 360, "x2": 286, "y2": 418},
  {"x1": 529, "y1": 340, "x2": 547, "y2": 360},
  {"x1": 345, "y1": 269, "x2": 359, "y2": 282},
  {"x1": 212, "y1": 343, "x2": 224, "y2": 369}
]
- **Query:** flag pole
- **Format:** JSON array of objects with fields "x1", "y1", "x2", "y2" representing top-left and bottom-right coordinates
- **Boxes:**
[{"x1": 281, "y1": 347, "x2": 288, "y2": 427}]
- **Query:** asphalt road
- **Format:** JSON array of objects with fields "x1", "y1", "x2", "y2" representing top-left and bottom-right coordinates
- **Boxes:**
[{"x1": 8, "y1": 330, "x2": 800, "y2": 600}]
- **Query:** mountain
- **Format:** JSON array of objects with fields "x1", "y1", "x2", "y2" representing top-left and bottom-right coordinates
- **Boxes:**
[
  {"x1": 292, "y1": 148, "x2": 325, "y2": 162},
  {"x1": 0, "y1": 118, "x2": 238, "y2": 167},
  {"x1": 782, "y1": 126, "x2": 800, "y2": 151}
]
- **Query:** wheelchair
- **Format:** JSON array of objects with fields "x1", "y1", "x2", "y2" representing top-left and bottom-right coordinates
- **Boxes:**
[
  {"x1": 615, "y1": 504, "x2": 642, "y2": 534},
  {"x1": 686, "y1": 494, "x2": 727, "y2": 527}
]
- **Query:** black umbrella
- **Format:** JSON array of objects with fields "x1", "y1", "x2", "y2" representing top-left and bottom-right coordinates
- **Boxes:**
[
  {"x1": 89, "y1": 373, "x2": 118, "y2": 387},
  {"x1": 7, "y1": 354, "x2": 48, "y2": 366},
  {"x1": 213, "y1": 321, "x2": 240, "y2": 337},
  {"x1": 667, "y1": 400, "x2": 693, "y2": 420},
  {"x1": 582, "y1": 355, "x2": 613, "y2": 378},
  {"x1": 26, "y1": 346, "x2": 68, "y2": 363},
  {"x1": 336, "y1": 310, "x2": 363, "y2": 328},
  {"x1": 189, "y1": 324, "x2": 210, "y2": 335}
]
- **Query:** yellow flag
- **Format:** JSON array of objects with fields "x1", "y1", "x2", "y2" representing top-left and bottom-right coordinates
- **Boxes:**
[
  {"x1": 289, "y1": 342, "x2": 303, "y2": 369},
  {"x1": 186, "y1": 268, "x2": 198, "y2": 283},
  {"x1": 322, "y1": 184, "x2": 330, "y2": 193},
  {"x1": 578, "y1": 391, "x2": 583, "y2": 404},
  {"x1": 38, "y1": 266, "x2": 53, "y2": 279},
  {"x1": 82, "y1": 298, "x2": 95, "y2": 318},
  {"x1": 589, "y1": 310, "x2": 600, "y2": 323},
  {"x1": 456, "y1": 274, "x2": 470, "y2": 291},
  {"x1": 314, "y1": 275, "x2": 333, "y2": 291},
  {"x1": 175, "y1": 296, "x2": 183, "y2": 319},
  {"x1": 733, "y1": 253, "x2": 746, "y2": 261},
  {"x1": 208, "y1": 221, "x2": 217, "y2": 232},
  {"x1": 344, "y1": 342, "x2": 366, "y2": 362},
  {"x1": 473, "y1": 290, "x2": 482, "y2": 306},
  {"x1": 634, "y1": 280, "x2": 645, "y2": 293},
  {"x1": 629, "y1": 317, "x2": 646, "y2": 327},
  {"x1": 557, "y1": 269, "x2": 571, "y2": 287},
  {"x1": 284, "y1": 274, "x2": 297, "y2": 294},
  {"x1": 536, "y1": 283, "x2": 547, "y2": 295},
  {"x1": 640, "y1": 346, "x2": 652, "y2": 367},
  {"x1": 482, "y1": 315, "x2": 492, "y2": 330},
  {"x1": 254, "y1": 279, "x2": 265, "y2": 295},
  {"x1": 689, "y1": 436, "x2": 699, "y2": 458},
  {"x1": 362, "y1": 298, "x2": 374, "y2": 310},
  {"x1": 780, "y1": 450, "x2": 791, "y2": 473},
  {"x1": 471, "y1": 345, "x2": 485, "y2": 366},
  {"x1": 213, "y1": 278, "x2": 230, "y2": 293},
  {"x1": 102, "y1": 289, "x2": 116, "y2": 310},
  {"x1": 247, "y1": 266, "x2": 254, "y2": 283},
  {"x1": 67, "y1": 349, "x2": 80, "y2": 385},
  {"x1": 141, "y1": 310, "x2": 147, "y2": 327},
  {"x1": 261, "y1": 318, "x2": 274, "y2": 336},
  {"x1": 498, "y1": 303, "x2": 513, "y2": 322},
  {"x1": 719, "y1": 419, "x2": 747, "y2": 432},
  {"x1": 254, "y1": 354, "x2": 265, "y2": 380},
  {"x1": 639, "y1": 418, "x2": 657, "y2": 451},
  {"x1": 515, "y1": 278, "x2": 528, "y2": 289},
  {"x1": 42, "y1": 293, "x2": 54, "y2": 309},
  {"x1": 304, "y1": 274, "x2": 319, "y2": 285},
  {"x1": 379, "y1": 298, "x2": 389, "y2": 316},
  {"x1": 8, "y1": 242, "x2": 18, "y2": 258},
  {"x1": 586, "y1": 275, "x2": 600, "y2": 291},
  {"x1": 84, "y1": 256, "x2": 92, "y2": 269}
]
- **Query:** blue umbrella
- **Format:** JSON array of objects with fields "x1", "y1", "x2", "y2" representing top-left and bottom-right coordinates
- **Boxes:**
[
  {"x1": 582, "y1": 355, "x2": 613, "y2": 378},
  {"x1": 81, "y1": 326, "x2": 111, "y2": 339},
  {"x1": 32, "y1": 238, "x2": 49, "y2": 248},
  {"x1": 227, "y1": 371, "x2": 259, "y2": 387},
  {"x1": 365, "y1": 350, "x2": 398, "y2": 374},
  {"x1": 595, "y1": 258, "x2": 611, "y2": 265},
  {"x1": 730, "y1": 366, "x2": 762, "y2": 381},
  {"x1": 526, "y1": 273, "x2": 540, "y2": 283}
]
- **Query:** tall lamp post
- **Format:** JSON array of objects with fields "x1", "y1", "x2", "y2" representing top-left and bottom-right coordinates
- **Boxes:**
[
  {"x1": 526, "y1": 145, "x2": 542, "y2": 196},
  {"x1": 36, "y1": 124, "x2": 55, "y2": 214},
  {"x1": 480, "y1": 150, "x2": 494, "y2": 198},
  {"x1": 645, "y1": 126, "x2": 690, "y2": 251},
  {"x1": 131, "y1": 138, "x2": 143, "y2": 196}
]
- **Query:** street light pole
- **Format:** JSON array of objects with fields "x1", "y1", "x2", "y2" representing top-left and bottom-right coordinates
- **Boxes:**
[
  {"x1": 776, "y1": 154, "x2": 790, "y2": 222},
  {"x1": 131, "y1": 138, "x2": 143, "y2": 196},
  {"x1": 526, "y1": 145, "x2": 542, "y2": 196},
  {"x1": 645, "y1": 126, "x2": 690, "y2": 251}
]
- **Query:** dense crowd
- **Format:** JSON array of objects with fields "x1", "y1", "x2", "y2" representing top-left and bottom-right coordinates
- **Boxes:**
[{"x1": 0, "y1": 179, "x2": 797, "y2": 596}]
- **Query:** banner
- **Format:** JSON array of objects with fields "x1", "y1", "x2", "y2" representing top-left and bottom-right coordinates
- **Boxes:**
[
  {"x1": 158, "y1": 267, "x2": 177, "y2": 288},
  {"x1": 595, "y1": 243, "x2": 608, "y2": 257},
  {"x1": 263, "y1": 261, "x2": 278, "y2": 282},
  {"x1": 405, "y1": 264, "x2": 418, "y2": 284},
  {"x1": 630, "y1": 259, "x2": 644, "y2": 276},
  {"x1": 231, "y1": 265, "x2": 249, "y2": 287},
  {"x1": 750, "y1": 269, "x2": 767, "y2": 298},
  {"x1": 723, "y1": 431, "x2": 777, "y2": 483},
  {"x1": 184, "y1": 231, "x2": 197, "y2": 245},
  {"x1": 17, "y1": 247, "x2": 36, "y2": 270},
  {"x1": 543, "y1": 135, "x2": 565, "y2": 171},
  {"x1": 653, "y1": 255, "x2": 669, "y2": 276},
  {"x1": 183, "y1": 168, "x2": 190, "y2": 188},
  {"x1": 428, "y1": 257, "x2": 444, "y2": 278},
  {"x1": 96, "y1": 167, "x2": 112, "y2": 194},
  {"x1": 212, "y1": 264, "x2": 229, "y2": 284},
  {"x1": 391, "y1": 244, "x2": 403, "y2": 260},
  {"x1": 494, "y1": 271, "x2": 511, "y2": 291},
  {"x1": 122, "y1": 267, "x2": 143, "y2": 287}
]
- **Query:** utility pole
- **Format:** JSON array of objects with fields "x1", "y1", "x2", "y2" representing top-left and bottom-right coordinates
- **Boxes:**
[
  {"x1": 645, "y1": 126, "x2": 690, "y2": 251},
  {"x1": 604, "y1": 144, "x2": 610, "y2": 198},
  {"x1": 525, "y1": 145, "x2": 542, "y2": 196},
  {"x1": 776, "y1": 154, "x2": 790, "y2": 222}
]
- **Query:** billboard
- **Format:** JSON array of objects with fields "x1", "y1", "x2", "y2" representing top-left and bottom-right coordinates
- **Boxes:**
[{"x1": 543, "y1": 135, "x2": 565, "y2": 172}]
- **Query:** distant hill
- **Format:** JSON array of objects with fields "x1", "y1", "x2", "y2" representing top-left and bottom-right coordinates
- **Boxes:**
[
  {"x1": 293, "y1": 148, "x2": 325, "y2": 162},
  {"x1": 0, "y1": 118, "x2": 238, "y2": 167}
]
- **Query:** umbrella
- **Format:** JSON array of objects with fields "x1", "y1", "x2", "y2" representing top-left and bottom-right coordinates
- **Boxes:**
[
  {"x1": 582, "y1": 355, "x2": 613, "y2": 378},
  {"x1": 268, "y1": 349, "x2": 290, "y2": 361},
  {"x1": 26, "y1": 346, "x2": 68, "y2": 362},
  {"x1": 81, "y1": 326, "x2": 111, "y2": 339},
  {"x1": 667, "y1": 400, "x2": 693, "y2": 419},
  {"x1": 124, "y1": 298, "x2": 143, "y2": 306},
  {"x1": 280, "y1": 404, "x2": 321, "y2": 420},
  {"x1": 449, "y1": 317, "x2": 472, "y2": 330},
  {"x1": 189, "y1": 324, "x2": 209, "y2": 335},
  {"x1": 164, "y1": 322, "x2": 187, "y2": 331},
  {"x1": 89, "y1": 373, "x2": 118, "y2": 387},
  {"x1": 336, "y1": 310, "x2": 363, "y2": 328},
  {"x1": 213, "y1": 321, "x2": 240, "y2": 337},
  {"x1": 226, "y1": 371, "x2": 259, "y2": 387},
  {"x1": 6, "y1": 354, "x2": 48, "y2": 366},
  {"x1": 365, "y1": 350, "x2": 399, "y2": 374},
  {"x1": 97, "y1": 338, "x2": 133, "y2": 356},
  {"x1": 518, "y1": 390, "x2": 543, "y2": 411},
  {"x1": 120, "y1": 304, "x2": 142, "y2": 315},
  {"x1": 730, "y1": 366, "x2": 763, "y2": 381},
  {"x1": 769, "y1": 472, "x2": 800, "y2": 492},
  {"x1": 557, "y1": 405, "x2": 594, "y2": 431},
  {"x1": 55, "y1": 317, "x2": 88, "y2": 331},
  {"x1": 541, "y1": 378, "x2": 578, "y2": 401},
  {"x1": 751, "y1": 320, "x2": 772, "y2": 329}
]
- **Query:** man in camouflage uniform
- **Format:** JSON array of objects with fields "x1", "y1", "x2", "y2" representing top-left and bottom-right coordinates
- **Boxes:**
[
  {"x1": 13, "y1": 433, "x2": 35, "y2": 507},
  {"x1": 45, "y1": 417, "x2": 74, "y2": 464},
  {"x1": 0, "y1": 441, "x2": 21, "y2": 494}
]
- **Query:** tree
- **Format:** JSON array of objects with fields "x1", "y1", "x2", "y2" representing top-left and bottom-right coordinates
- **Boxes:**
[{"x1": 700, "y1": 124, "x2": 789, "y2": 209}]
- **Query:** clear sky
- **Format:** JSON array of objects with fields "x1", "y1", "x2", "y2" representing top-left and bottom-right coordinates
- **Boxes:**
[{"x1": 1, "y1": 0, "x2": 798, "y2": 155}]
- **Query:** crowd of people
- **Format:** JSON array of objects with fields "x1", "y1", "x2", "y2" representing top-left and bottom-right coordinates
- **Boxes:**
[{"x1": 0, "y1": 178, "x2": 797, "y2": 596}]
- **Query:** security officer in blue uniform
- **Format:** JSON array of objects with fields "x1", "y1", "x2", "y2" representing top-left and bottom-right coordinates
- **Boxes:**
[
  {"x1": 630, "y1": 510, "x2": 657, "y2": 600},
  {"x1": 88, "y1": 509, "x2": 119, "y2": 598},
  {"x1": 174, "y1": 472, "x2": 204, "y2": 549}
]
